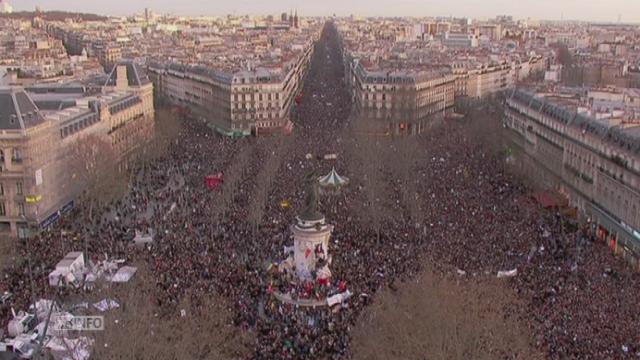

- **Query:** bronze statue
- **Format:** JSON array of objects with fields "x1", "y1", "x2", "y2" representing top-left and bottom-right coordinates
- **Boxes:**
[{"x1": 301, "y1": 169, "x2": 323, "y2": 221}]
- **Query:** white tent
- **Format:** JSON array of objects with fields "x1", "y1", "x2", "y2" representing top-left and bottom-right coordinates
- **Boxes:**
[
  {"x1": 110, "y1": 266, "x2": 137, "y2": 283},
  {"x1": 318, "y1": 168, "x2": 349, "y2": 189}
]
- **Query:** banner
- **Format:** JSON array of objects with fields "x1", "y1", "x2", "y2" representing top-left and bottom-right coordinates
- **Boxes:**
[{"x1": 206, "y1": 173, "x2": 223, "y2": 189}]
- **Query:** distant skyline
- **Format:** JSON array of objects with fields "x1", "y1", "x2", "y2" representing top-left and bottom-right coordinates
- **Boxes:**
[{"x1": 9, "y1": 0, "x2": 640, "y2": 23}]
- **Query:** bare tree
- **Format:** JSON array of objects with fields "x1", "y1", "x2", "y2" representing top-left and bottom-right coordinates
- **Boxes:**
[
  {"x1": 69, "y1": 133, "x2": 127, "y2": 222},
  {"x1": 214, "y1": 143, "x2": 255, "y2": 226},
  {"x1": 247, "y1": 136, "x2": 291, "y2": 234},
  {"x1": 351, "y1": 270, "x2": 539, "y2": 360},
  {"x1": 388, "y1": 136, "x2": 423, "y2": 228},
  {"x1": 68, "y1": 134, "x2": 128, "y2": 259},
  {"x1": 348, "y1": 116, "x2": 393, "y2": 243},
  {"x1": 135, "y1": 108, "x2": 182, "y2": 170},
  {"x1": 91, "y1": 267, "x2": 251, "y2": 359},
  {"x1": 0, "y1": 235, "x2": 16, "y2": 268}
]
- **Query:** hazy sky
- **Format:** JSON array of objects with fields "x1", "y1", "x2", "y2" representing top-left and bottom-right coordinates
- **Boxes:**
[{"x1": 10, "y1": 0, "x2": 640, "y2": 23}]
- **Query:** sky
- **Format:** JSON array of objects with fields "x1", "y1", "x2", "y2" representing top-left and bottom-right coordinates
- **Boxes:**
[{"x1": 9, "y1": 0, "x2": 640, "y2": 23}]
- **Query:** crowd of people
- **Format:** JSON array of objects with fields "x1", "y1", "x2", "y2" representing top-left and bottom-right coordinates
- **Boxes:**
[{"x1": 1, "y1": 22, "x2": 639, "y2": 359}]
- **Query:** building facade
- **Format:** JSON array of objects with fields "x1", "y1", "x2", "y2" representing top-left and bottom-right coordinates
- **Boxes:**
[
  {"x1": 504, "y1": 89, "x2": 640, "y2": 268},
  {"x1": 345, "y1": 59, "x2": 456, "y2": 135},
  {"x1": 0, "y1": 61, "x2": 154, "y2": 238},
  {"x1": 148, "y1": 41, "x2": 314, "y2": 137}
]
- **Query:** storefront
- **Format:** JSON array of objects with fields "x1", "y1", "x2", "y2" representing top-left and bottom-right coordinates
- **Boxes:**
[{"x1": 587, "y1": 202, "x2": 640, "y2": 270}]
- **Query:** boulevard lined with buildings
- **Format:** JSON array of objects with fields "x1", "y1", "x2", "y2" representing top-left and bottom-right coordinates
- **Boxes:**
[
  {"x1": 2, "y1": 5, "x2": 640, "y2": 360},
  {"x1": 1, "y1": 9, "x2": 640, "y2": 265}
]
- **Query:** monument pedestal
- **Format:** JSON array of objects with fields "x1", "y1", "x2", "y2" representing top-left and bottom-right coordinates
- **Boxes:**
[
  {"x1": 292, "y1": 216, "x2": 333, "y2": 281},
  {"x1": 269, "y1": 169, "x2": 350, "y2": 308}
]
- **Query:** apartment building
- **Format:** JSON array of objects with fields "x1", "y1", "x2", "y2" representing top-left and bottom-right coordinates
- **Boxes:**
[
  {"x1": 453, "y1": 56, "x2": 546, "y2": 100},
  {"x1": 504, "y1": 89, "x2": 640, "y2": 268},
  {"x1": 346, "y1": 59, "x2": 455, "y2": 135},
  {"x1": 149, "y1": 41, "x2": 314, "y2": 137},
  {"x1": 0, "y1": 61, "x2": 154, "y2": 238},
  {"x1": 442, "y1": 32, "x2": 479, "y2": 48}
]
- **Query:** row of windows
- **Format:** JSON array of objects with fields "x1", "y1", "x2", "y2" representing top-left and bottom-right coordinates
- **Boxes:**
[
  {"x1": 257, "y1": 121, "x2": 281, "y2": 128},
  {"x1": 234, "y1": 112, "x2": 280, "y2": 121},
  {"x1": 0, "y1": 201, "x2": 24, "y2": 217},
  {"x1": 233, "y1": 93, "x2": 281, "y2": 101},
  {"x1": 109, "y1": 97, "x2": 142, "y2": 115},
  {"x1": 0, "y1": 148, "x2": 23, "y2": 164},
  {"x1": 0, "y1": 181, "x2": 23, "y2": 196},
  {"x1": 60, "y1": 113, "x2": 100, "y2": 139},
  {"x1": 597, "y1": 177, "x2": 640, "y2": 229},
  {"x1": 233, "y1": 102, "x2": 281, "y2": 111}
]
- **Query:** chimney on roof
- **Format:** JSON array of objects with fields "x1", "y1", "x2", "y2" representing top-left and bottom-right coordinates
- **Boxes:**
[{"x1": 116, "y1": 64, "x2": 129, "y2": 90}]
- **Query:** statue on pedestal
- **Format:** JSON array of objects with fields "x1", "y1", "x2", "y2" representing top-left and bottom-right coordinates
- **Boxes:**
[{"x1": 300, "y1": 169, "x2": 323, "y2": 222}]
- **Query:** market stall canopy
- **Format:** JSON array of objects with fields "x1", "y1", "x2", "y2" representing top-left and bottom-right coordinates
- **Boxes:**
[{"x1": 318, "y1": 168, "x2": 349, "y2": 188}]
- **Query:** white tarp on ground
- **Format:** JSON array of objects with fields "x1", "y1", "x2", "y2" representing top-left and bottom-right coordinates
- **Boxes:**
[
  {"x1": 93, "y1": 299, "x2": 120, "y2": 312},
  {"x1": 49, "y1": 252, "x2": 85, "y2": 287},
  {"x1": 497, "y1": 268, "x2": 518, "y2": 278},
  {"x1": 46, "y1": 336, "x2": 93, "y2": 360},
  {"x1": 327, "y1": 290, "x2": 352, "y2": 307},
  {"x1": 32, "y1": 299, "x2": 59, "y2": 319},
  {"x1": 133, "y1": 230, "x2": 154, "y2": 245},
  {"x1": 110, "y1": 266, "x2": 137, "y2": 283}
]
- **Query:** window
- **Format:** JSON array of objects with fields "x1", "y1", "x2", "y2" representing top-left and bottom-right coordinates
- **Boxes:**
[
  {"x1": 17, "y1": 202, "x2": 25, "y2": 217},
  {"x1": 0, "y1": 202, "x2": 5, "y2": 216},
  {"x1": 16, "y1": 181, "x2": 23, "y2": 196},
  {"x1": 0, "y1": 183, "x2": 3, "y2": 195},
  {"x1": 11, "y1": 148, "x2": 22, "y2": 164}
]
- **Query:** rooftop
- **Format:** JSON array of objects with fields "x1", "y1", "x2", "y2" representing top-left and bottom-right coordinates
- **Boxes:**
[{"x1": 0, "y1": 87, "x2": 46, "y2": 130}]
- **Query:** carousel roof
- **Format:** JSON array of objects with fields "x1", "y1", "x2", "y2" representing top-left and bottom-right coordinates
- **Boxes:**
[{"x1": 318, "y1": 168, "x2": 349, "y2": 187}]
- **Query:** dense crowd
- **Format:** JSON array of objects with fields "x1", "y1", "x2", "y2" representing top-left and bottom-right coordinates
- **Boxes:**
[{"x1": 1, "y1": 22, "x2": 639, "y2": 359}]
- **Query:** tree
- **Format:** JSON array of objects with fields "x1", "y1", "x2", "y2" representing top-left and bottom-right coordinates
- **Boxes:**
[
  {"x1": 91, "y1": 267, "x2": 252, "y2": 359},
  {"x1": 347, "y1": 116, "x2": 393, "y2": 244},
  {"x1": 215, "y1": 142, "x2": 254, "y2": 226},
  {"x1": 134, "y1": 108, "x2": 182, "y2": 173},
  {"x1": 351, "y1": 271, "x2": 538, "y2": 360},
  {"x1": 68, "y1": 133, "x2": 128, "y2": 260},
  {"x1": 247, "y1": 135, "x2": 291, "y2": 234},
  {"x1": 388, "y1": 136, "x2": 422, "y2": 228},
  {"x1": 70, "y1": 134, "x2": 127, "y2": 221},
  {"x1": 551, "y1": 42, "x2": 574, "y2": 68}
]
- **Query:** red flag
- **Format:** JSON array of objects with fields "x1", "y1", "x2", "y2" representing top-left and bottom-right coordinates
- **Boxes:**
[
  {"x1": 339, "y1": 280, "x2": 347, "y2": 292},
  {"x1": 206, "y1": 173, "x2": 224, "y2": 189}
]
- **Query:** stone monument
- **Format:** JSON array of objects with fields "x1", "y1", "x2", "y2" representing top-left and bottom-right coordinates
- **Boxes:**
[
  {"x1": 292, "y1": 169, "x2": 334, "y2": 281},
  {"x1": 269, "y1": 169, "x2": 352, "y2": 307}
]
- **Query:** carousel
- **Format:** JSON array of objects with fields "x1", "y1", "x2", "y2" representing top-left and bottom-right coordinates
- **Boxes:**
[{"x1": 317, "y1": 167, "x2": 349, "y2": 194}]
